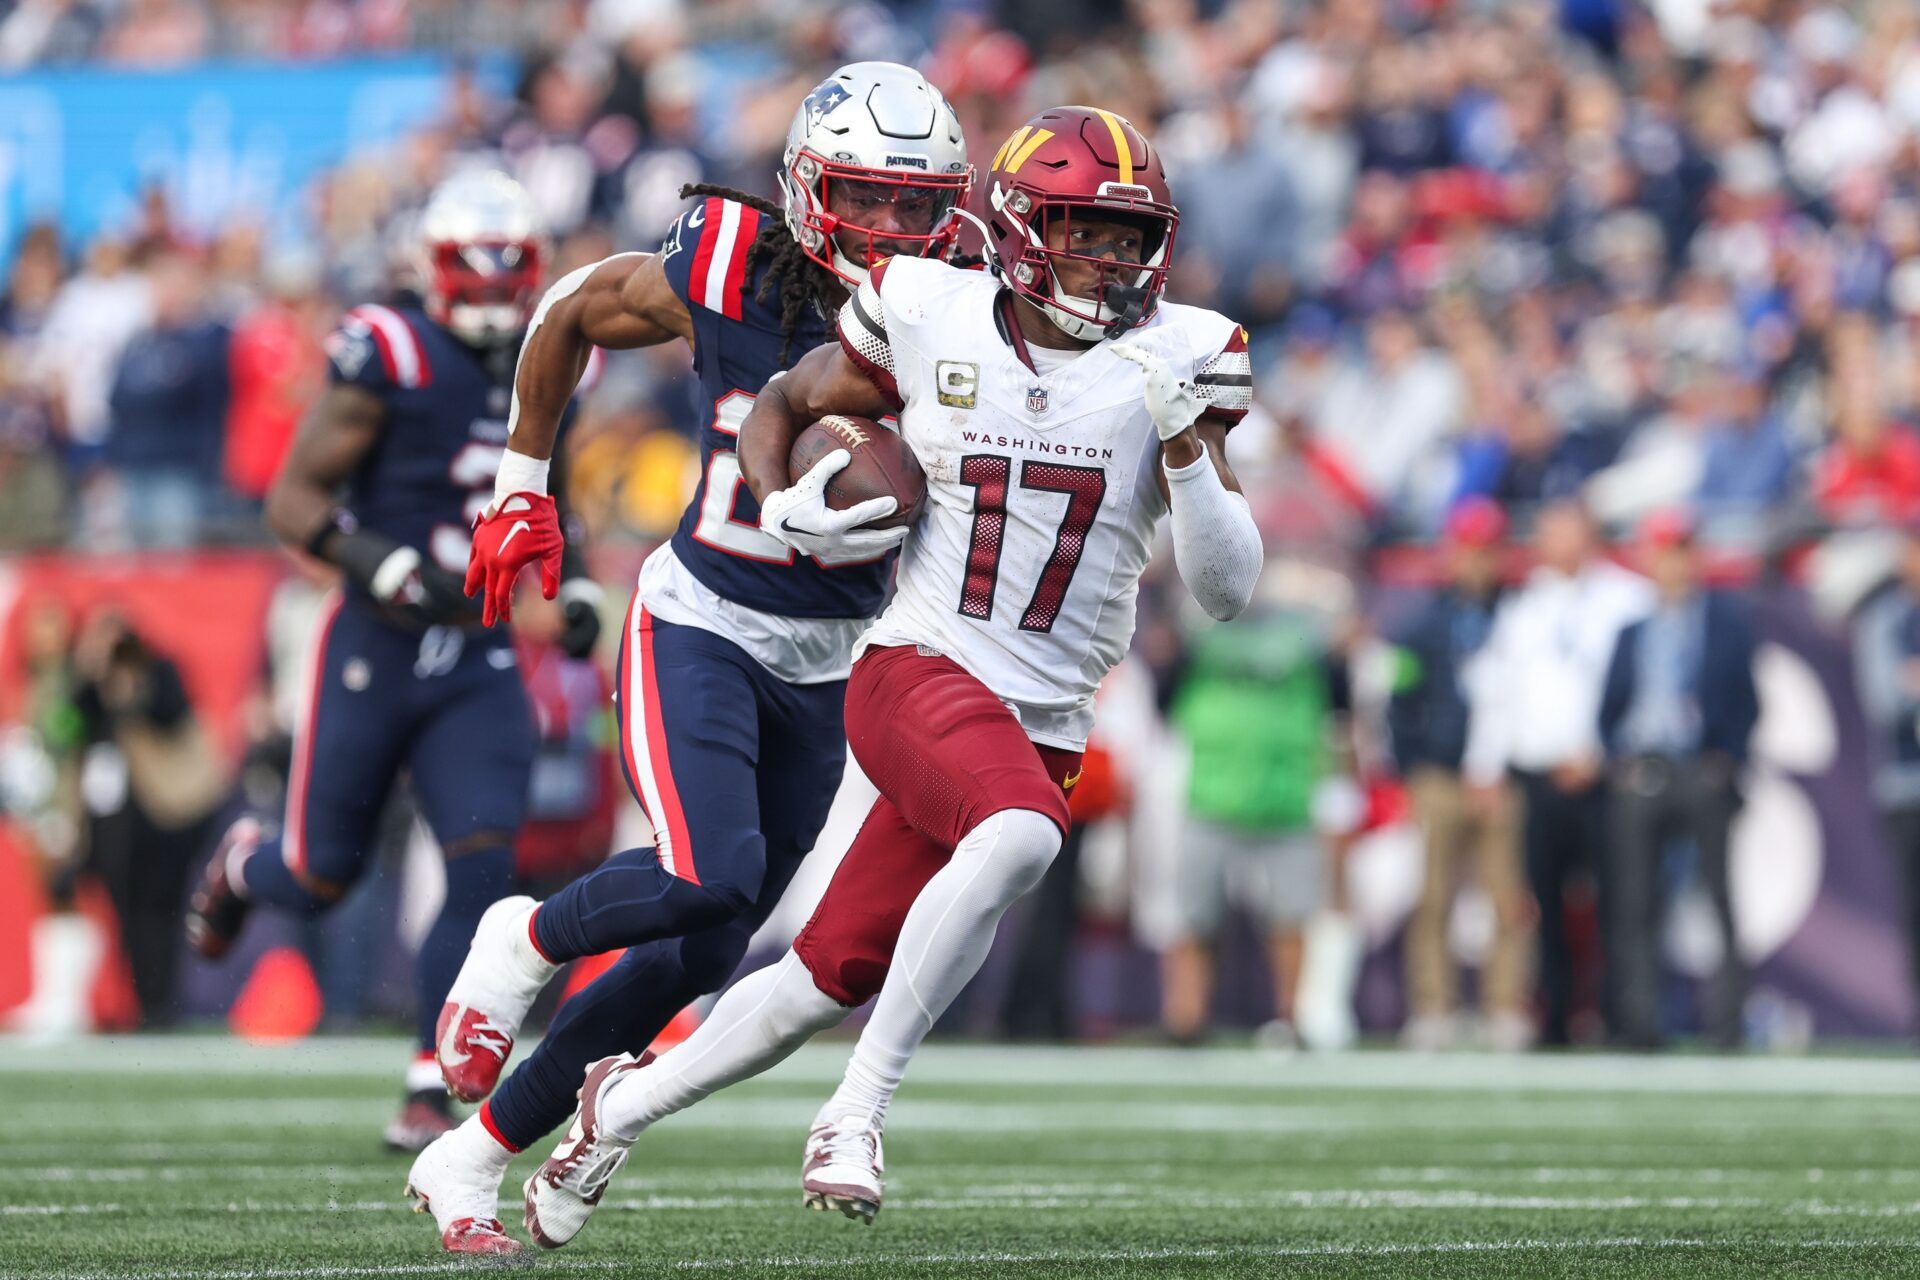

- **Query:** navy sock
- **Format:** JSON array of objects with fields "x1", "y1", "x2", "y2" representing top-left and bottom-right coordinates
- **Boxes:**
[
  {"x1": 530, "y1": 845, "x2": 743, "y2": 961},
  {"x1": 415, "y1": 844, "x2": 515, "y2": 1051},
  {"x1": 483, "y1": 922, "x2": 752, "y2": 1150},
  {"x1": 238, "y1": 839, "x2": 331, "y2": 917}
]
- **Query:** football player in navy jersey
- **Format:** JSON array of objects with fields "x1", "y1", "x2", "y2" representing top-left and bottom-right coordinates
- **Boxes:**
[
  {"x1": 184, "y1": 171, "x2": 603, "y2": 1157},
  {"x1": 401, "y1": 62, "x2": 973, "y2": 1254}
]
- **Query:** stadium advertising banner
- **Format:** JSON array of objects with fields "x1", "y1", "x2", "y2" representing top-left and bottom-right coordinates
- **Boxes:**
[{"x1": 0, "y1": 55, "x2": 512, "y2": 259}]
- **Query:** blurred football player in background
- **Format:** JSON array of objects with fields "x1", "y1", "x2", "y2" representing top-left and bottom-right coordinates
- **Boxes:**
[
  {"x1": 183, "y1": 170, "x2": 604, "y2": 1153},
  {"x1": 405, "y1": 63, "x2": 974, "y2": 1255},
  {"x1": 517, "y1": 105, "x2": 1265, "y2": 1242}
]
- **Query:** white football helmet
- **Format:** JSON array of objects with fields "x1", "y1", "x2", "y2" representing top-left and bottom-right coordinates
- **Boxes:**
[
  {"x1": 415, "y1": 169, "x2": 546, "y2": 347},
  {"x1": 777, "y1": 62, "x2": 972, "y2": 287}
]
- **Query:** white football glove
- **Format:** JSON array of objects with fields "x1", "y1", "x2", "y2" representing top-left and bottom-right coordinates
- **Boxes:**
[
  {"x1": 758, "y1": 448, "x2": 909, "y2": 562},
  {"x1": 1111, "y1": 341, "x2": 1202, "y2": 442}
]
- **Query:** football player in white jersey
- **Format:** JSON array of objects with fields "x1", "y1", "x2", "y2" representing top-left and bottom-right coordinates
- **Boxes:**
[{"x1": 516, "y1": 106, "x2": 1263, "y2": 1245}]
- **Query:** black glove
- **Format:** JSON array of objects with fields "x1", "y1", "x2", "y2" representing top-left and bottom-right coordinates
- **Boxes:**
[
  {"x1": 558, "y1": 580, "x2": 605, "y2": 659},
  {"x1": 413, "y1": 561, "x2": 478, "y2": 628}
]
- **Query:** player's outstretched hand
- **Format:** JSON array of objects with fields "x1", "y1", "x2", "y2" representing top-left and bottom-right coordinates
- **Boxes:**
[
  {"x1": 466, "y1": 493, "x2": 564, "y2": 627},
  {"x1": 1111, "y1": 341, "x2": 1202, "y2": 442},
  {"x1": 759, "y1": 449, "x2": 909, "y2": 562}
]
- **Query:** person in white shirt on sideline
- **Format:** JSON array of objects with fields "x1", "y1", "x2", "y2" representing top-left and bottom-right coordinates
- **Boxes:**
[{"x1": 1462, "y1": 498, "x2": 1654, "y2": 1046}]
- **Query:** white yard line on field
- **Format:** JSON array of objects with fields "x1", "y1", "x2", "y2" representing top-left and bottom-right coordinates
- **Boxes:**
[
  {"x1": 0, "y1": 1166, "x2": 404, "y2": 1184},
  {"x1": 8, "y1": 1037, "x2": 1920, "y2": 1098},
  {"x1": 6, "y1": 1094, "x2": 1913, "y2": 1142},
  {"x1": 0, "y1": 1098, "x2": 1368, "y2": 1136},
  {"x1": 13, "y1": 1189, "x2": 1920, "y2": 1217},
  {"x1": 0, "y1": 1141, "x2": 286, "y2": 1161},
  {"x1": 15, "y1": 1236, "x2": 1920, "y2": 1280},
  {"x1": 1361, "y1": 1165, "x2": 1920, "y2": 1185}
]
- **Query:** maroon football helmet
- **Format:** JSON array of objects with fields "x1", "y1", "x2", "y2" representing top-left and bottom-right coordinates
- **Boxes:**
[{"x1": 984, "y1": 106, "x2": 1179, "y2": 341}]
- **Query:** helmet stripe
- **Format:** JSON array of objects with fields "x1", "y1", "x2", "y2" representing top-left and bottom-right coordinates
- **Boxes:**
[
  {"x1": 1004, "y1": 128, "x2": 1055, "y2": 175},
  {"x1": 1092, "y1": 109, "x2": 1133, "y2": 184},
  {"x1": 992, "y1": 126, "x2": 1031, "y2": 172}
]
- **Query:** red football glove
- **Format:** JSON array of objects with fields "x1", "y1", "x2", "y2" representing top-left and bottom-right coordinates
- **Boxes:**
[{"x1": 465, "y1": 492, "x2": 564, "y2": 627}]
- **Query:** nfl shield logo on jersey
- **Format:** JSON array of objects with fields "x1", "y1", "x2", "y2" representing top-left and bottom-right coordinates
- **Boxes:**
[{"x1": 1026, "y1": 385, "x2": 1049, "y2": 415}]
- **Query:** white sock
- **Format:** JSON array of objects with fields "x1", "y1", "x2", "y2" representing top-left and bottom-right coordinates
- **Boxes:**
[
  {"x1": 449, "y1": 1114, "x2": 514, "y2": 1180},
  {"x1": 601, "y1": 952, "x2": 848, "y2": 1143},
  {"x1": 823, "y1": 808, "x2": 1061, "y2": 1127},
  {"x1": 511, "y1": 902, "x2": 560, "y2": 984},
  {"x1": 405, "y1": 1054, "x2": 443, "y2": 1094}
]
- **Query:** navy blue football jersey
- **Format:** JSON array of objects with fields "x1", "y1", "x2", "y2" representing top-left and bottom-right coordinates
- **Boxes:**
[
  {"x1": 324, "y1": 303, "x2": 529, "y2": 597},
  {"x1": 659, "y1": 196, "x2": 892, "y2": 619}
]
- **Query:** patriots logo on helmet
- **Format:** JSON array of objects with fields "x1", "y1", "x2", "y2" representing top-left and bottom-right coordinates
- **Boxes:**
[{"x1": 802, "y1": 81, "x2": 852, "y2": 131}]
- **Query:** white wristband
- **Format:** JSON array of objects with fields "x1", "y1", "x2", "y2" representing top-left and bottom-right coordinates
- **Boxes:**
[
  {"x1": 493, "y1": 449, "x2": 550, "y2": 507},
  {"x1": 1162, "y1": 441, "x2": 1215, "y2": 484}
]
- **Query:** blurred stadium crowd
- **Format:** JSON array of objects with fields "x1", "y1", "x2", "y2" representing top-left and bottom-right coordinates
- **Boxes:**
[{"x1": 6, "y1": 0, "x2": 1920, "y2": 1050}]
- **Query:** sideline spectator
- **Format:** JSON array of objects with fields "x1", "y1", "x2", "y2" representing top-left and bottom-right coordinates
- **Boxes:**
[
  {"x1": 1390, "y1": 499, "x2": 1531, "y2": 1052},
  {"x1": 1599, "y1": 510, "x2": 1759, "y2": 1049},
  {"x1": 1161, "y1": 606, "x2": 1351, "y2": 1046},
  {"x1": 70, "y1": 611, "x2": 224, "y2": 1028},
  {"x1": 1464, "y1": 499, "x2": 1653, "y2": 1045}
]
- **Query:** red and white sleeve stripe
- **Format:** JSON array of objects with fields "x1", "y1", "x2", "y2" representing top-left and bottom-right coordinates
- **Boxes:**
[
  {"x1": 835, "y1": 258, "x2": 903, "y2": 409},
  {"x1": 347, "y1": 304, "x2": 433, "y2": 388},
  {"x1": 685, "y1": 198, "x2": 762, "y2": 322},
  {"x1": 1193, "y1": 323, "x2": 1252, "y2": 425}
]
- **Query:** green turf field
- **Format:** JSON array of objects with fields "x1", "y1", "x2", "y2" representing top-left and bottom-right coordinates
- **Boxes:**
[{"x1": 4, "y1": 1038, "x2": 1920, "y2": 1278}]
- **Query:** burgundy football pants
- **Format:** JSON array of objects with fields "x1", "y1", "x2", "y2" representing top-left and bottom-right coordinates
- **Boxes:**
[{"x1": 792, "y1": 643, "x2": 1080, "y2": 1006}]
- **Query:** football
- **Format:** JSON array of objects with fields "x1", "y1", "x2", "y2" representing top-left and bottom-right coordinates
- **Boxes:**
[{"x1": 789, "y1": 414, "x2": 926, "y2": 529}]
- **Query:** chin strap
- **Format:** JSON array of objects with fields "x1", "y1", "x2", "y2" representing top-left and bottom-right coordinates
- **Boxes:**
[
  {"x1": 952, "y1": 208, "x2": 999, "y2": 271},
  {"x1": 1100, "y1": 282, "x2": 1151, "y2": 339}
]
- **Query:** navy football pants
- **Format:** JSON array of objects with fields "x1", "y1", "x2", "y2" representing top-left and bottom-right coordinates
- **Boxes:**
[
  {"x1": 238, "y1": 595, "x2": 533, "y2": 1051},
  {"x1": 483, "y1": 605, "x2": 846, "y2": 1150},
  {"x1": 277, "y1": 599, "x2": 533, "y2": 879}
]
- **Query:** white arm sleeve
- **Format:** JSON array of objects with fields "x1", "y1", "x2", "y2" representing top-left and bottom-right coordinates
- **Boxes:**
[{"x1": 1164, "y1": 443, "x2": 1262, "y2": 621}]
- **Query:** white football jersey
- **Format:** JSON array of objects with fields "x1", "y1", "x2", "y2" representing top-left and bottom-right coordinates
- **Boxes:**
[{"x1": 839, "y1": 255, "x2": 1251, "y2": 749}]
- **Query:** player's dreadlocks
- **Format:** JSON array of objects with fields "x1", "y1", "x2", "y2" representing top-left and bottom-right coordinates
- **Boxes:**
[{"x1": 679, "y1": 183, "x2": 839, "y2": 368}]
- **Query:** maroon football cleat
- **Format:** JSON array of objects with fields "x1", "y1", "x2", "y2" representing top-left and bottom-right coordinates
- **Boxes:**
[
  {"x1": 523, "y1": 1051, "x2": 652, "y2": 1248},
  {"x1": 802, "y1": 1110, "x2": 885, "y2": 1224}
]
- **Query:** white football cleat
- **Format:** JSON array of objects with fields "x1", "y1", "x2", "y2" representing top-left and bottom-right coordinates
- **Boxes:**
[
  {"x1": 436, "y1": 895, "x2": 557, "y2": 1102},
  {"x1": 802, "y1": 1111, "x2": 885, "y2": 1224},
  {"x1": 405, "y1": 1129, "x2": 521, "y2": 1256},
  {"x1": 523, "y1": 1052, "x2": 648, "y2": 1249}
]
